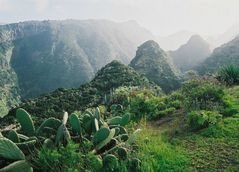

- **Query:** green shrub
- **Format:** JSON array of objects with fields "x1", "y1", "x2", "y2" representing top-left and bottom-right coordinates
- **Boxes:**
[
  {"x1": 181, "y1": 80, "x2": 224, "y2": 111},
  {"x1": 187, "y1": 111, "x2": 222, "y2": 131},
  {"x1": 201, "y1": 115, "x2": 239, "y2": 138},
  {"x1": 217, "y1": 65, "x2": 239, "y2": 86},
  {"x1": 35, "y1": 142, "x2": 83, "y2": 171}
]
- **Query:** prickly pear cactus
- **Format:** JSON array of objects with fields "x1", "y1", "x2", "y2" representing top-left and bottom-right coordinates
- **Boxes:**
[
  {"x1": 120, "y1": 113, "x2": 131, "y2": 126},
  {"x1": 0, "y1": 160, "x2": 33, "y2": 172},
  {"x1": 93, "y1": 128, "x2": 115, "y2": 151},
  {"x1": 7, "y1": 130, "x2": 19, "y2": 143},
  {"x1": 36, "y1": 117, "x2": 61, "y2": 135},
  {"x1": 0, "y1": 138, "x2": 25, "y2": 160},
  {"x1": 69, "y1": 113, "x2": 82, "y2": 136},
  {"x1": 103, "y1": 154, "x2": 118, "y2": 171},
  {"x1": 16, "y1": 108, "x2": 35, "y2": 136},
  {"x1": 117, "y1": 147, "x2": 127, "y2": 160},
  {"x1": 107, "y1": 116, "x2": 122, "y2": 125}
]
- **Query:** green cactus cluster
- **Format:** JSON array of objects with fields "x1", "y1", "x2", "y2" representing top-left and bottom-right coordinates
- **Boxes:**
[{"x1": 0, "y1": 106, "x2": 140, "y2": 171}]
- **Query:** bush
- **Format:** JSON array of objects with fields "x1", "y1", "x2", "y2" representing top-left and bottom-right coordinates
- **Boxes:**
[
  {"x1": 181, "y1": 79, "x2": 224, "y2": 111},
  {"x1": 217, "y1": 65, "x2": 239, "y2": 86},
  {"x1": 201, "y1": 115, "x2": 239, "y2": 138},
  {"x1": 187, "y1": 111, "x2": 222, "y2": 131}
]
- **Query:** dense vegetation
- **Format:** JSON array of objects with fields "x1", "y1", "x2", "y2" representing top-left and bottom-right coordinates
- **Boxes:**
[
  {"x1": 197, "y1": 35, "x2": 239, "y2": 75},
  {"x1": 1, "y1": 20, "x2": 239, "y2": 171},
  {"x1": 2, "y1": 61, "x2": 159, "y2": 123},
  {"x1": 130, "y1": 40, "x2": 180, "y2": 93},
  {"x1": 0, "y1": 20, "x2": 154, "y2": 99},
  {"x1": 1, "y1": 63, "x2": 239, "y2": 171}
]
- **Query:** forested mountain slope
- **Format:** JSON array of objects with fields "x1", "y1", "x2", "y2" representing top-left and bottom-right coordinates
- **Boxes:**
[
  {"x1": 130, "y1": 40, "x2": 180, "y2": 93},
  {"x1": 0, "y1": 19, "x2": 154, "y2": 99},
  {"x1": 197, "y1": 36, "x2": 239, "y2": 74}
]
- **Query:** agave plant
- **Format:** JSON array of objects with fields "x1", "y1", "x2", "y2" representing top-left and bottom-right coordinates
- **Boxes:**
[{"x1": 217, "y1": 65, "x2": 239, "y2": 86}]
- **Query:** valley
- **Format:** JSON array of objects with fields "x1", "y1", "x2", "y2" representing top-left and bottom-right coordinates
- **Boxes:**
[{"x1": 0, "y1": 19, "x2": 239, "y2": 172}]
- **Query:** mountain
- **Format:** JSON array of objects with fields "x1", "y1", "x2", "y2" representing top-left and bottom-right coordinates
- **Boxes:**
[
  {"x1": 130, "y1": 40, "x2": 180, "y2": 93},
  {"x1": 170, "y1": 35, "x2": 211, "y2": 72},
  {"x1": 196, "y1": 36, "x2": 239, "y2": 75},
  {"x1": 0, "y1": 19, "x2": 154, "y2": 99},
  {"x1": 3, "y1": 60, "x2": 159, "y2": 121},
  {"x1": 0, "y1": 19, "x2": 155, "y2": 114},
  {"x1": 207, "y1": 22, "x2": 239, "y2": 50},
  {"x1": 157, "y1": 30, "x2": 195, "y2": 51}
]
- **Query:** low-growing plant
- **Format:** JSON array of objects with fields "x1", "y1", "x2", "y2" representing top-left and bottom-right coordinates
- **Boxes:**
[
  {"x1": 187, "y1": 110, "x2": 222, "y2": 131},
  {"x1": 217, "y1": 65, "x2": 239, "y2": 86},
  {"x1": 0, "y1": 107, "x2": 139, "y2": 171},
  {"x1": 181, "y1": 79, "x2": 224, "y2": 111}
]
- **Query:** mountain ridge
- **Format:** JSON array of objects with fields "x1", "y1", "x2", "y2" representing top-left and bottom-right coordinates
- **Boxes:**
[
  {"x1": 130, "y1": 40, "x2": 180, "y2": 93},
  {"x1": 170, "y1": 35, "x2": 211, "y2": 72}
]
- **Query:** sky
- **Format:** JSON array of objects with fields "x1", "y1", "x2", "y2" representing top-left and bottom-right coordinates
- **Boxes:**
[{"x1": 0, "y1": 0, "x2": 239, "y2": 36}]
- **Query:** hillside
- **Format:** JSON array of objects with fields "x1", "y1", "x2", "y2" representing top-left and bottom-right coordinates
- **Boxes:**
[
  {"x1": 0, "y1": 19, "x2": 154, "y2": 99},
  {"x1": 3, "y1": 60, "x2": 159, "y2": 120},
  {"x1": 0, "y1": 19, "x2": 155, "y2": 115},
  {"x1": 130, "y1": 40, "x2": 180, "y2": 93},
  {"x1": 197, "y1": 36, "x2": 239, "y2": 75},
  {"x1": 170, "y1": 35, "x2": 211, "y2": 72}
]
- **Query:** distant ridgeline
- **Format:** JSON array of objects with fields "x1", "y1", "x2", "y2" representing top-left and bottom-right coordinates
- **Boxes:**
[
  {"x1": 196, "y1": 36, "x2": 239, "y2": 75},
  {"x1": 4, "y1": 61, "x2": 160, "y2": 121},
  {"x1": 0, "y1": 19, "x2": 155, "y2": 116},
  {"x1": 130, "y1": 40, "x2": 181, "y2": 93},
  {"x1": 170, "y1": 35, "x2": 211, "y2": 72}
]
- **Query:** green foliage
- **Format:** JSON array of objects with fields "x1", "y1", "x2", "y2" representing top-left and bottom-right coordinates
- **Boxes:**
[
  {"x1": 117, "y1": 88, "x2": 180, "y2": 120},
  {"x1": 217, "y1": 65, "x2": 239, "y2": 86},
  {"x1": 36, "y1": 117, "x2": 62, "y2": 135},
  {"x1": 187, "y1": 111, "x2": 222, "y2": 130},
  {"x1": 0, "y1": 160, "x2": 32, "y2": 172},
  {"x1": 0, "y1": 138, "x2": 25, "y2": 160},
  {"x1": 117, "y1": 147, "x2": 127, "y2": 160},
  {"x1": 174, "y1": 115, "x2": 239, "y2": 171},
  {"x1": 55, "y1": 124, "x2": 71, "y2": 146},
  {"x1": 7, "y1": 130, "x2": 19, "y2": 143},
  {"x1": 35, "y1": 142, "x2": 83, "y2": 171},
  {"x1": 1, "y1": 106, "x2": 137, "y2": 171},
  {"x1": 137, "y1": 126, "x2": 189, "y2": 172},
  {"x1": 16, "y1": 108, "x2": 35, "y2": 136},
  {"x1": 69, "y1": 113, "x2": 82, "y2": 136},
  {"x1": 7, "y1": 61, "x2": 158, "y2": 120},
  {"x1": 130, "y1": 40, "x2": 181, "y2": 93},
  {"x1": 92, "y1": 127, "x2": 111, "y2": 146},
  {"x1": 196, "y1": 36, "x2": 239, "y2": 75},
  {"x1": 102, "y1": 154, "x2": 119, "y2": 171},
  {"x1": 201, "y1": 114, "x2": 239, "y2": 138},
  {"x1": 181, "y1": 79, "x2": 224, "y2": 111},
  {"x1": 94, "y1": 128, "x2": 115, "y2": 151}
]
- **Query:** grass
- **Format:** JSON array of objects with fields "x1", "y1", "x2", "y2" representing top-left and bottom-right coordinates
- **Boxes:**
[
  {"x1": 135, "y1": 120, "x2": 190, "y2": 172},
  {"x1": 135, "y1": 86, "x2": 239, "y2": 171},
  {"x1": 136, "y1": 115, "x2": 239, "y2": 172}
]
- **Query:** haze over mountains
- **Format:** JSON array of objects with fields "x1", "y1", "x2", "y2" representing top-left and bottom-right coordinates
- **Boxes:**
[
  {"x1": 0, "y1": 20, "x2": 154, "y2": 99},
  {"x1": 206, "y1": 22, "x2": 239, "y2": 50},
  {"x1": 1, "y1": 19, "x2": 239, "y2": 117},
  {"x1": 196, "y1": 35, "x2": 239, "y2": 75},
  {"x1": 170, "y1": 35, "x2": 211, "y2": 72}
]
